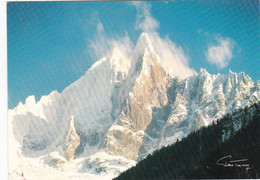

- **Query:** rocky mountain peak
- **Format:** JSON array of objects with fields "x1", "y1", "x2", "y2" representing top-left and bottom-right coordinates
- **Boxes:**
[
  {"x1": 199, "y1": 68, "x2": 210, "y2": 76},
  {"x1": 135, "y1": 32, "x2": 154, "y2": 54},
  {"x1": 63, "y1": 115, "x2": 80, "y2": 161}
]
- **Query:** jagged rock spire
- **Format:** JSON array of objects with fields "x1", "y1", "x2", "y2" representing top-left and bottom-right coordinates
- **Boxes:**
[{"x1": 64, "y1": 115, "x2": 80, "y2": 161}]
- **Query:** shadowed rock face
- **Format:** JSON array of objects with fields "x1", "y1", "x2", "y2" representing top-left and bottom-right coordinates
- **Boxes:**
[{"x1": 64, "y1": 116, "x2": 80, "y2": 161}]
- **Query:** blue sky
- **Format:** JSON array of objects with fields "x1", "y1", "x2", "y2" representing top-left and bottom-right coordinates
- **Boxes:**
[{"x1": 7, "y1": 0, "x2": 259, "y2": 109}]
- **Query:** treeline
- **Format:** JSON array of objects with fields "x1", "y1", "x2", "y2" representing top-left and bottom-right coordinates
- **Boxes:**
[{"x1": 114, "y1": 103, "x2": 260, "y2": 179}]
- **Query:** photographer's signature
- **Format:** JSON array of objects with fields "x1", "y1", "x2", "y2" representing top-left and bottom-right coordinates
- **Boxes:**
[{"x1": 216, "y1": 155, "x2": 251, "y2": 173}]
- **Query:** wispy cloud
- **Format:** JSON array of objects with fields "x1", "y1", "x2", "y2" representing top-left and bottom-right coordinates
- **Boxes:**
[
  {"x1": 148, "y1": 32, "x2": 195, "y2": 78},
  {"x1": 96, "y1": 21, "x2": 104, "y2": 33},
  {"x1": 131, "y1": 1, "x2": 159, "y2": 32},
  {"x1": 205, "y1": 36, "x2": 235, "y2": 69},
  {"x1": 88, "y1": 18, "x2": 133, "y2": 63}
]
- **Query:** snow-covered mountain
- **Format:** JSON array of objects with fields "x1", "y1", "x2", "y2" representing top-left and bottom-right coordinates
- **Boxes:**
[{"x1": 8, "y1": 33, "x2": 260, "y2": 180}]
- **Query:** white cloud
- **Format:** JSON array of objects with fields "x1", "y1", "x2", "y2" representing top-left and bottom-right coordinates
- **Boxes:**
[
  {"x1": 205, "y1": 36, "x2": 235, "y2": 69},
  {"x1": 131, "y1": 2, "x2": 159, "y2": 32}
]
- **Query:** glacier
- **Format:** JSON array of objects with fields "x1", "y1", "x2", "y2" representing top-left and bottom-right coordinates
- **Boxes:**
[{"x1": 8, "y1": 32, "x2": 260, "y2": 180}]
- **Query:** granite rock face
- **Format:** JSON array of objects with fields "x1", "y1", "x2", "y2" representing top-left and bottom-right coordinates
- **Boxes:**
[
  {"x1": 104, "y1": 35, "x2": 170, "y2": 159},
  {"x1": 63, "y1": 116, "x2": 80, "y2": 161}
]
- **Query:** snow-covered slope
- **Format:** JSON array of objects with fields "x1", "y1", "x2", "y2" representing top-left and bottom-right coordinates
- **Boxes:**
[{"x1": 8, "y1": 32, "x2": 260, "y2": 179}]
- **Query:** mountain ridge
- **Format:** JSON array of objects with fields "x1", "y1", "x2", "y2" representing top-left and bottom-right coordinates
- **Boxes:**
[{"x1": 8, "y1": 32, "x2": 260, "y2": 179}]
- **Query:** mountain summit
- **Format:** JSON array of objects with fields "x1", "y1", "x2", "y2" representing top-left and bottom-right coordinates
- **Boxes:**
[{"x1": 8, "y1": 33, "x2": 260, "y2": 180}]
